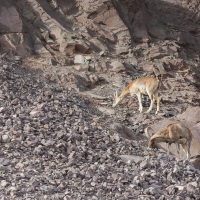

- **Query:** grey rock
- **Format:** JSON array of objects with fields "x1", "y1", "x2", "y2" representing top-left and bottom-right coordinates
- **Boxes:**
[
  {"x1": 98, "y1": 106, "x2": 115, "y2": 115},
  {"x1": 120, "y1": 155, "x2": 143, "y2": 164},
  {"x1": 5, "y1": 119, "x2": 12, "y2": 126},
  {"x1": 110, "y1": 61, "x2": 125, "y2": 73},
  {"x1": 0, "y1": 159, "x2": 10, "y2": 166},
  {"x1": 1, "y1": 134, "x2": 10, "y2": 142},
  {"x1": 11, "y1": 98, "x2": 19, "y2": 105},
  {"x1": 74, "y1": 55, "x2": 85, "y2": 64},
  {"x1": 41, "y1": 139, "x2": 55, "y2": 146},
  {"x1": 186, "y1": 183, "x2": 196, "y2": 193},
  {"x1": 140, "y1": 160, "x2": 149, "y2": 169},
  {"x1": 0, "y1": 180, "x2": 8, "y2": 187}
]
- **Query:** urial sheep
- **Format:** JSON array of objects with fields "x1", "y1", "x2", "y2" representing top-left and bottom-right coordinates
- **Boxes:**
[
  {"x1": 145, "y1": 123, "x2": 193, "y2": 160},
  {"x1": 113, "y1": 77, "x2": 161, "y2": 114}
]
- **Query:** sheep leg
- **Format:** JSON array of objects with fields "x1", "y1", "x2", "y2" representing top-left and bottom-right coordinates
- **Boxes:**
[
  {"x1": 146, "y1": 93, "x2": 154, "y2": 113},
  {"x1": 136, "y1": 93, "x2": 143, "y2": 113},
  {"x1": 185, "y1": 141, "x2": 191, "y2": 160},
  {"x1": 187, "y1": 144, "x2": 191, "y2": 160},
  {"x1": 167, "y1": 143, "x2": 170, "y2": 155},
  {"x1": 179, "y1": 139, "x2": 190, "y2": 160},
  {"x1": 175, "y1": 142, "x2": 181, "y2": 158},
  {"x1": 152, "y1": 86, "x2": 160, "y2": 114},
  {"x1": 155, "y1": 95, "x2": 160, "y2": 115}
]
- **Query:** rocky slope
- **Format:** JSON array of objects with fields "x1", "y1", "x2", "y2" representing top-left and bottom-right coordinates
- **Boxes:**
[
  {"x1": 0, "y1": 55, "x2": 200, "y2": 200},
  {"x1": 0, "y1": 0, "x2": 200, "y2": 199}
]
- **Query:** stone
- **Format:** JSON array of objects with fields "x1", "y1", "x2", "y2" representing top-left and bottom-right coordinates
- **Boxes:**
[
  {"x1": 74, "y1": 64, "x2": 89, "y2": 71},
  {"x1": 1, "y1": 134, "x2": 10, "y2": 143},
  {"x1": 11, "y1": 98, "x2": 19, "y2": 105},
  {"x1": 97, "y1": 106, "x2": 115, "y2": 115},
  {"x1": 112, "y1": 123, "x2": 137, "y2": 140},
  {"x1": 149, "y1": 52, "x2": 167, "y2": 60},
  {"x1": 92, "y1": 62, "x2": 106, "y2": 72},
  {"x1": 140, "y1": 160, "x2": 149, "y2": 169},
  {"x1": 186, "y1": 183, "x2": 196, "y2": 193},
  {"x1": 89, "y1": 38, "x2": 107, "y2": 52},
  {"x1": 187, "y1": 164, "x2": 197, "y2": 172},
  {"x1": 110, "y1": 61, "x2": 125, "y2": 72},
  {"x1": 0, "y1": 180, "x2": 8, "y2": 187},
  {"x1": 89, "y1": 74, "x2": 99, "y2": 85},
  {"x1": 75, "y1": 43, "x2": 90, "y2": 54},
  {"x1": 99, "y1": 51, "x2": 105, "y2": 56},
  {"x1": 41, "y1": 139, "x2": 55, "y2": 146},
  {"x1": 175, "y1": 196, "x2": 184, "y2": 200},
  {"x1": 0, "y1": 159, "x2": 10, "y2": 166},
  {"x1": 140, "y1": 63, "x2": 154, "y2": 72},
  {"x1": 115, "y1": 45, "x2": 129, "y2": 54},
  {"x1": 5, "y1": 119, "x2": 12, "y2": 126},
  {"x1": 74, "y1": 55, "x2": 85, "y2": 64},
  {"x1": 60, "y1": 42, "x2": 75, "y2": 55},
  {"x1": 120, "y1": 155, "x2": 143, "y2": 164}
]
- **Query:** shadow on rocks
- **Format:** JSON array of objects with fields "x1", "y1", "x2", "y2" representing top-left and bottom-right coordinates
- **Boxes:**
[{"x1": 111, "y1": 122, "x2": 146, "y2": 141}]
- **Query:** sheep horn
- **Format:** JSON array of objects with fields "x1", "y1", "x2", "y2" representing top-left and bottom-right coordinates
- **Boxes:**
[{"x1": 144, "y1": 127, "x2": 155, "y2": 138}]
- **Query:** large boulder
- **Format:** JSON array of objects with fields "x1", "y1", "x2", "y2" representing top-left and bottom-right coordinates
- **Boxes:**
[
  {"x1": 0, "y1": 0, "x2": 28, "y2": 57},
  {"x1": 0, "y1": 0, "x2": 22, "y2": 33},
  {"x1": 177, "y1": 106, "x2": 200, "y2": 157}
]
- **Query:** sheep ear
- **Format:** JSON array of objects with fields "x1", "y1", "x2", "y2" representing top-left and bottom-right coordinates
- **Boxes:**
[{"x1": 144, "y1": 127, "x2": 155, "y2": 138}]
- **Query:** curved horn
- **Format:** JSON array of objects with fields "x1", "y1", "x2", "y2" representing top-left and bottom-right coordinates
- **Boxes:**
[{"x1": 144, "y1": 127, "x2": 155, "y2": 138}]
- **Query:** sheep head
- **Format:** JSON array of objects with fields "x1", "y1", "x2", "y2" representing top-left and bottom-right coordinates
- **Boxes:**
[
  {"x1": 112, "y1": 91, "x2": 121, "y2": 107},
  {"x1": 145, "y1": 127, "x2": 157, "y2": 148}
]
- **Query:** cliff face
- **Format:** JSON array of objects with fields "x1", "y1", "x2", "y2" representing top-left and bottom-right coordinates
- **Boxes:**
[
  {"x1": 1, "y1": 0, "x2": 200, "y2": 57},
  {"x1": 112, "y1": 0, "x2": 200, "y2": 48}
]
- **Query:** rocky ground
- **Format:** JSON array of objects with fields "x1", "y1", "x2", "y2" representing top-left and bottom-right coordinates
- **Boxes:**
[
  {"x1": 1, "y1": 0, "x2": 200, "y2": 199},
  {"x1": 0, "y1": 54, "x2": 200, "y2": 200}
]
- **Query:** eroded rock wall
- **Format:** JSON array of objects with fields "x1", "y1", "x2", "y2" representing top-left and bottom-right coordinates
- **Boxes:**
[{"x1": 1, "y1": 0, "x2": 200, "y2": 58}]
